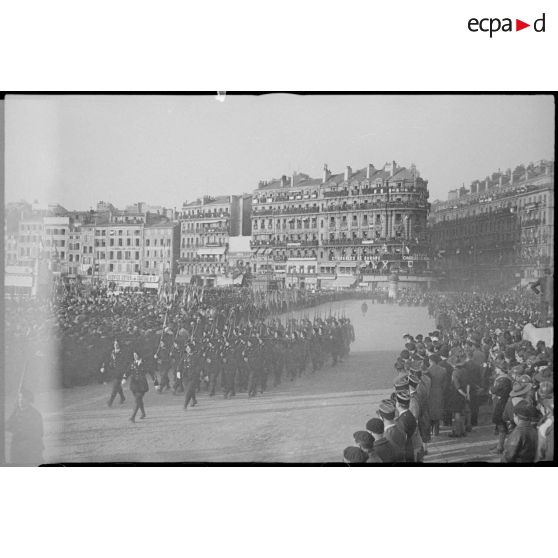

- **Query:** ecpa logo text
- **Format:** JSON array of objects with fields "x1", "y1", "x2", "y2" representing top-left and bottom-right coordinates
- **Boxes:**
[{"x1": 468, "y1": 13, "x2": 545, "y2": 37}]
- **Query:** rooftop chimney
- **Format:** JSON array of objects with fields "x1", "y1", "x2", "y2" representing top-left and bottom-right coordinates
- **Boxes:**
[
  {"x1": 391, "y1": 160, "x2": 397, "y2": 177},
  {"x1": 323, "y1": 164, "x2": 331, "y2": 183},
  {"x1": 280, "y1": 175, "x2": 287, "y2": 187},
  {"x1": 291, "y1": 172, "x2": 296, "y2": 188},
  {"x1": 344, "y1": 165, "x2": 352, "y2": 182},
  {"x1": 366, "y1": 164, "x2": 375, "y2": 180},
  {"x1": 470, "y1": 181, "x2": 478, "y2": 195}
]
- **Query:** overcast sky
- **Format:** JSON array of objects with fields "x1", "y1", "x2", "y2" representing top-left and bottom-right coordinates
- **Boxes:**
[{"x1": 5, "y1": 94, "x2": 554, "y2": 210}]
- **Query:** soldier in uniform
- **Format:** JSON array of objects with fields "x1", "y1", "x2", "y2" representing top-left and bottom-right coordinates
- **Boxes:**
[
  {"x1": 170, "y1": 339, "x2": 184, "y2": 394},
  {"x1": 247, "y1": 337, "x2": 261, "y2": 398},
  {"x1": 182, "y1": 342, "x2": 200, "y2": 410},
  {"x1": 271, "y1": 331, "x2": 285, "y2": 387},
  {"x1": 124, "y1": 349, "x2": 155, "y2": 422},
  {"x1": 102, "y1": 338, "x2": 127, "y2": 406},
  {"x1": 155, "y1": 338, "x2": 171, "y2": 393},
  {"x1": 222, "y1": 338, "x2": 237, "y2": 399},
  {"x1": 285, "y1": 333, "x2": 298, "y2": 381}
]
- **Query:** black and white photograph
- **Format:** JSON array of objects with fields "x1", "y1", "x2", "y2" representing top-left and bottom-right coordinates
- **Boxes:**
[{"x1": 2, "y1": 93, "x2": 555, "y2": 465}]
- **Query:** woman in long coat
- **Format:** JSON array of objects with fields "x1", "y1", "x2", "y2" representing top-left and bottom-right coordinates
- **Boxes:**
[
  {"x1": 125, "y1": 349, "x2": 154, "y2": 423},
  {"x1": 426, "y1": 354, "x2": 448, "y2": 436}
]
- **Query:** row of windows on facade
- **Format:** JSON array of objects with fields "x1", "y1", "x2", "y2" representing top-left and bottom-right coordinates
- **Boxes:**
[
  {"x1": 93, "y1": 229, "x2": 141, "y2": 236},
  {"x1": 181, "y1": 238, "x2": 226, "y2": 247},
  {"x1": 433, "y1": 218, "x2": 549, "y2": 239},
  {"x1": 435, "y1": 191, "x2": 551, "y2": 221},
  {"x1": 256, "y1": 229, "x2": 410, "y2": 242},
  {"x1": 252, "y1": 213, "x2": 410, "y2": 229},
  {"x1": 253, "y1": 184, "x2": 421, "y2": 203},
  {"x1": 253, "y1": 196, "x2": 424, "y2": 212},
  {"x1": 180, "y1": 209, "x2": 230, "y2": 218},
  {"x1": 181, "y1": 222, "x2": 229, "y2": 231}
]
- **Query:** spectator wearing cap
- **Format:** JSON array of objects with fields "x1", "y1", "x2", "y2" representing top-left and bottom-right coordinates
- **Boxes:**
[
  {"x1": 463, "y1": 347, "x2": 482, "y2": 431},
  {"x1": 427, "y1": 353, "x2": 447, "y2": 437},
  {"x1": 503, "y1": 381, "x2": 533, "y2": 431},
  {"x1": 353, "y1": 431, "x2": 382, "y2": 463},
  {"x1": 503, "y1": 347, "x2": 518, "y2": 370},
  {"x1": 408, "y1": 374, "x2": 430, "y2": 455},
  {"x1": 366, "y1": 418, "x2": 399, "y2": 463},
  {"x1": 343, "y1": 446, "x2": 368, "y2": 464},
  {"x1": 535, "y1": 382, "x2": 554, "y2": 462},
  {"x1": 395, "y1": 391, "x2": 423, "y2": 462},
  {"x1": 447, "y1": 352, "x2": 469, "y2": 438},
  {"x1": 489, "y1": 360, "x2": 513, "y2": 455},
  {"x1": 502, "y1": 401, "x2": 539, "y2": 463},
  {"x1": 438, "y1": 345, "x2": 453, "y2": 427},
  {"x1": 377, "y1": 400, "x2": 406, "y2": 462}
]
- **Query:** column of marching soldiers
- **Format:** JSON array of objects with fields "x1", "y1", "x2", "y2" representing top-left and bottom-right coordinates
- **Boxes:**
[{"x1": 101, "y1": 307, "x2": 355, "y2": 422}]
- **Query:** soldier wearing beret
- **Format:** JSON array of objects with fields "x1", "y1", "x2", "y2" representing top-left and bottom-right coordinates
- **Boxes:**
[
  {"x1": 103, "y1": 338, "x2": 127, "y2": 406},
  {"x1": 124, "y1": 348, "x2": 155, "y2": 422},
  {"x1": 155, "y1": 338, "x2": 171, "y2": 393},
  {"x1": 182, "y1": 342, "x2": 200, "y2": 410}
]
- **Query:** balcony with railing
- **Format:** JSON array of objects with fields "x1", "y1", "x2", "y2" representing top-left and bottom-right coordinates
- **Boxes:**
[{"x1": 323, "y1": 189, "x2": 349, "y2": 198}]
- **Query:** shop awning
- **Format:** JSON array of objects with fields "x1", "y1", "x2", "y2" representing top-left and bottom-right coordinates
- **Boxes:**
[
  {"x1": 321, "y1": 276, "x2": 357, "y2": 289},
  {"x1": 197, "y1": 246, "x2": 226, "y2": 256}
]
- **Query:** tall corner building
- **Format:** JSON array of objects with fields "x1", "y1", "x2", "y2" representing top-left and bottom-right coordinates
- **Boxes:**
[
  {"x1": 176, "y1": 194, "x2": 252, "y2": 286},
  {"x1": 251, "y1": 161, "x2": 433, "y2": 290},
  {"x1": 429, "y1": 160, "x2": 554, "y2": 288}
]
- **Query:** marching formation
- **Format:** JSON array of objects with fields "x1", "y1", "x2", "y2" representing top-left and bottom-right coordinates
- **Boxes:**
[
  {"x1": 343, "y1": 288, "x2": 554, "y2": 463},
  {"x1": 101, "y1": 313, "x2": 356, "y2": 421}
]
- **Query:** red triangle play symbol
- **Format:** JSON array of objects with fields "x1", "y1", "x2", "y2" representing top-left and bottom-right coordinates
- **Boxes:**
[{"x1": 516, "y1": 19, "x2": 530, "y2": 31}]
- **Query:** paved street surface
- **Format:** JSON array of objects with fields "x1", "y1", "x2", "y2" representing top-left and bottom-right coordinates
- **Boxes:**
[{"x1": 33, "y1": 301, "x2": 498, "y2": 463}]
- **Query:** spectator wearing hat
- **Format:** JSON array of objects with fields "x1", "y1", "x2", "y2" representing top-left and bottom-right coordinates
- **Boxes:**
[
  {"x1": 447, "y1": 352, "x2": 469, "y2": 438},
  {"x1": 489, "y1": 360, "x2": 513, "y2": 455},
  {"x1": 427, "y1": 353, "x2": 447, "y2": 437},
  {"x1": 366, "y1": 418, "x2": 399, "y2": 463},
  {"x1": 536, "y1": 382, "x2": 554, "y2": 462},
  {"x1": 463, "y1": 348, "x2": 482, "y2": 430},
  {"x1": 409, "y1": 373, "x2": 430, "y2": 454},
  {"x1": 438, "y1": 345, "x2": 453, "y2": 427},
  {"x1": 502, "y1": 382, "x2": 533, "y2": 433},
  {"x1": 343, "y1": 446, "x2": 368, "y2": 464},
  {"x1": 6, "y1": 388, "x2": 44, "y2": 465},
  {"x1": 353, "y1": 431, "x2": 382, "y2": 463},
  {"x1": 502, "y1": 401, "x2": 539, "y2": 463},
  {"x1": 377, "y1": 400, "x2": 406, "y2": 462}
]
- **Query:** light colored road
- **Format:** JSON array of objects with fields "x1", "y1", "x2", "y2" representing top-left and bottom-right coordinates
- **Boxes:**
[{"x1": 41, "y1": 301, "x2": 437, "y2": 463}]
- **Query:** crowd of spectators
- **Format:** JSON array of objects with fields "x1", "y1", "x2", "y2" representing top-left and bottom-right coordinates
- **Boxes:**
[{"x1": 343, "y1": 288, "x2": 553, "y2": 463}]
